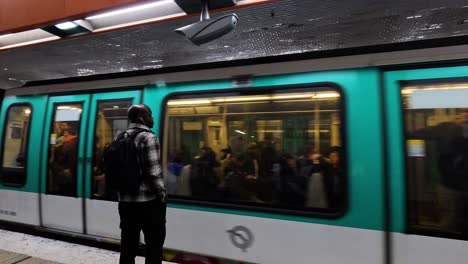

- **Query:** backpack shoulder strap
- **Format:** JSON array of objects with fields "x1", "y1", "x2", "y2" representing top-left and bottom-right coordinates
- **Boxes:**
[{"x1": 129, "y1": 128, "x2": 152, "y2": 140}]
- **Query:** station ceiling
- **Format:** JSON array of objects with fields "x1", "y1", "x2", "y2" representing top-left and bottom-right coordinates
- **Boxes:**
[{"x1": 0, "y1": 0, "x2": 467, "y2": 89}]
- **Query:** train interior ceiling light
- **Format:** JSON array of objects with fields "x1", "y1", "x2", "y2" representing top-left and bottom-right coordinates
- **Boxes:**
[
  {"x1": 0, "y1": 0, "x2": 263, "y2": 50},
  {"x1": 175, "y1": 0, "x2": 239, "y2": 45}
]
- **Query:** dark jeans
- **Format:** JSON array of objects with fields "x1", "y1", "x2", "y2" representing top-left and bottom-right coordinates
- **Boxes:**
[{"x1": 119, "y1": 199, "x2": 166, "y2": 264}]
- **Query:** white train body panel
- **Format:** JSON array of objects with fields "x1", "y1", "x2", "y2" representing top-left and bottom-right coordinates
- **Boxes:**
[
  {"x1": 393, "y1": 233, "x2": 468, "y2": 264},
  {"x1": 85, "y1": 199, "x2": 120, "y2": 239},
  {"x1": 165, "y1": 208, "x2": 382, "y2": 264},
  {"x1": 0, "y1": 190, "x2": 39, "y2": 226},
  {"x1": 41, "y1": 195, "x2": 83, "y2": 233}
]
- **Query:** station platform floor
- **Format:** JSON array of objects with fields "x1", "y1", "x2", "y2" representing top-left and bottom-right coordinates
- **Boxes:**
[{"x1": 0, "y1": 229, "x2": 175, "y2": 264}]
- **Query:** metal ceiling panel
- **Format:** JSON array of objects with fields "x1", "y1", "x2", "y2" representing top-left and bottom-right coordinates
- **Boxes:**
[{"x1": 1, "y1": 0, "x2": 468, "y2": 89}]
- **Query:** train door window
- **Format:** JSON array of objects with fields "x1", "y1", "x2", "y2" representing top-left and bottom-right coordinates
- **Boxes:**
[
  {"x1": 403, "y1": 82, "x2": 468, "y2": 237},
  {"x1": 0, "y1": 104, "x2": 32, "y2": 187},
  {"x1": 92, "y1": 99, "x2": 132, "y2": 201},
  {"x1": 163, "y1": 87, "x2": 345, "y2": 215},
  {"x1": 46, "y1": 103, "x2": 83, "y2": 197}
]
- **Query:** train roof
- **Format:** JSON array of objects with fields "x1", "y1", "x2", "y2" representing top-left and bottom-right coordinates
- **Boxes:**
[{"x1": 1, "y1": 0, "x2": 468, "y2": 90}]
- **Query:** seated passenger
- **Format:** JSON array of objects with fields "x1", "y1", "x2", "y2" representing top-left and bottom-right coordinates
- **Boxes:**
[
  {"x1": 256, "y1": 134, "x2": 278, "y2": 202},
  {"x1": 177, "y1": 164, "x2": 192, "y2": 196},
  {"x1": 225, "y1": 153, "x2": 258, "y2": 202},
  {"x1": 190, "y1": 147, "x2": 220, "y2": 199},
  {"x1": 324, "y1": 146, "x2": 344, "y2": 209},
  {"x1": 167, "y1": 152, "x2": 184, "y2": 195},
  {"x1": 217, "y1": 148, "x2": 232, "y2": 187},
  {"x1": 297, "y1": 144, "x2": 329, "y2": 208},
  {"x1": 276, "y1": 153, "x2": 306, "y2": 206}
]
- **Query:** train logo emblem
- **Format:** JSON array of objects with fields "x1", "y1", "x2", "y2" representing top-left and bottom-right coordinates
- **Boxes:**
[{"x1": 227, "y1": 226, "x2": 254, "y2": 252}]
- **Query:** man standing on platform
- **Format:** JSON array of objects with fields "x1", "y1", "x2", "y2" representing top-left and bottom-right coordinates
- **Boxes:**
[{"x1": 118, "y1": 104, "x2": 167, "y2": 264}]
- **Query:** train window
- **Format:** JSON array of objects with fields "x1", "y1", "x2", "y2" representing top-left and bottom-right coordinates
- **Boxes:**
[
  {"x1": 92, "y1": 99, "x2": 132, "y2": 201},
  {"x1": 0, "y1": 104, "x2": 32, "y2": 187},
  {"x1": 163, "y1": 87, "x2": 345, "y2": 214},
  {"x1": 46, "y1": 103, "x2": 83, "y2": 197},
  {"x1": 403, "y1": 82, "x2": 468, "y2": 237}
]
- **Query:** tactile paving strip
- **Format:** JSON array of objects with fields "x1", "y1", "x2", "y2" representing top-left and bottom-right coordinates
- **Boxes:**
[{"x1": 0, "y1": 249, "x2": 29, "y2": 264}]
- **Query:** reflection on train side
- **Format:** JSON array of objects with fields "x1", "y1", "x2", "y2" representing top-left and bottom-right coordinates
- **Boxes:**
[
  {"x1": 164, "y1": 88, "x2": 345, "y2": 212},
  {"x1": 404, "y1": 83, "x2": 468, "y2": 236}
]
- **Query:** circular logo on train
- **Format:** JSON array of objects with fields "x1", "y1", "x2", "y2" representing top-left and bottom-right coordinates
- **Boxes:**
[{"x1": 227, "y1": 226, "x2": 254, "y2": 252}]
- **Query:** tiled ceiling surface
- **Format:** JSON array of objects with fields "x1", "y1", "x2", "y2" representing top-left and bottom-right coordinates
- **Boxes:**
[{"x1": 0, "y1": 0, "x2": 467, "y2": 89}]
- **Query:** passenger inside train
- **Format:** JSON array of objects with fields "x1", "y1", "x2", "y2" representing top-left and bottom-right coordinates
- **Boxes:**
[
  {"x1": 163, "y1": 88, "x2": 345, "y2": 211},
  {"x1": 48, "y1": 105, "x2": 82, "y2": 197},
  {"x1": 405, "y1": 95, "x2": 468, "y2": 235}
]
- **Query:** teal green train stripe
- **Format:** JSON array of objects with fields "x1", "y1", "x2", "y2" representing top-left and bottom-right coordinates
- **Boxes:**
[{"x1": 384, "y1": 66, "x2": 468, "y2": 233}]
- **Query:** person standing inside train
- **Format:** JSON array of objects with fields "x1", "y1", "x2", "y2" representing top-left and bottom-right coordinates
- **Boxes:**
[{"x1": 118, "y1": 104, "x2": 167, "y2": 264}]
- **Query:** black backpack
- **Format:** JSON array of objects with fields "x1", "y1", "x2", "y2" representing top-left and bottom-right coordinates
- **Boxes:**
[{"x1": 103, "y1": 128, "x2": 150, "y2": 194}]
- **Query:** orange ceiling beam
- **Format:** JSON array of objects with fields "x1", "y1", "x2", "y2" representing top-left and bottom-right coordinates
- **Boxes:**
[{"x1": 0, "y1": 0, "x2": 150, "y2": 34}]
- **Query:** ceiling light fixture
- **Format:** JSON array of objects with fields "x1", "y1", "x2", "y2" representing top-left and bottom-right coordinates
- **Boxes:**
[
  {"x1": 43, "y1": 20, "x2": 94, "y2": 38},
  {"x1": 313, "y1": 92, "x2": 340, "y2": 98},
  {"x1": 55, "y1": 22, "x2": 79, "y2": 30},
  {"x1": 86, "y1": 0, "x2": 174, "y2": 20},
  {"x1": 57, "y1": 106, "x2": 71, "y2": 110},
  {"x1": 92, "y1": 13, "x2": 185, "y2": 33},
  {"x1": 0, "y1": 36, "x2": 60, "y2": 50},
  {"x1": 167, "y1": 99, "x2": 211, "y2": 105}
]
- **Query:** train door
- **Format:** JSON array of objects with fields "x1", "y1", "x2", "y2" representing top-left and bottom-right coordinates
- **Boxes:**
[
  {"x1": 40, "y1": 95, "x2": 90, "y2": 233},
  {"x1": 84, "y1": 91, "x2": 141, "y2": 238},
  {"x1": 384, "y1": 65, "x2": 468, "y2": 264}
]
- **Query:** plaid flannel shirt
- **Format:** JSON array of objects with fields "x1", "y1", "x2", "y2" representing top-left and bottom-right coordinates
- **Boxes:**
[{"x1": 118, "y1": 123, "x2": 166, "y2": 202}]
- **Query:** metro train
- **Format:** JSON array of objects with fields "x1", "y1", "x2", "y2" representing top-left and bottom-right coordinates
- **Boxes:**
[{"x1": 1, "y1": 44, "x2": 468, "y2": 264}]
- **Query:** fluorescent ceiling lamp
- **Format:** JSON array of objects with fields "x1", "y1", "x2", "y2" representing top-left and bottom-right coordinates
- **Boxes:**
[
  {"x1": 235, "y1": 130, "x2": 246, "y2": 135},
  {"x1": 401, "y1": 89, "x2": 413, "y2": 95},
  {"x1": 92, "y1": 13, "x2": 184, "y2": 33},
  {"x1": 86, "y1": 0, "x2": 174, "y2": 20},
  {"x1": 272, "y1": 93, "x2": 315, "y2": 100},
  {"x1": 0, "y1": 34, "x2": 13, "y2": 38},
  {"x1": 211, "y1": 96, "x2": 270, "y2": 102},
  {"x1": 167, "y1": 92, "x2": 340, "y2": 106},
  {"x1": 0, "y1": 29, "x2": 58, "y2": 49},
  {"x1": 403, "y1": 84, "x2": 468, "y2": 93},
  {"x1": 45, "y1": 20, "x2": 93, "y2": 38},
  {"x1": 0, "y1": 36, "x2": 60, "y2": 50},
  {"x1": 167, "y1": 99, "x2": 211, "y2": 105},
  {"x1": 57, "y1": 106, "x2": 71, "y2": 110},
  {"x1": 55, "y1": 22, "x2": 78, "y2": 30},
  {"x1": 313, "y1": 92, "x2": 340, "y2": 98}
]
